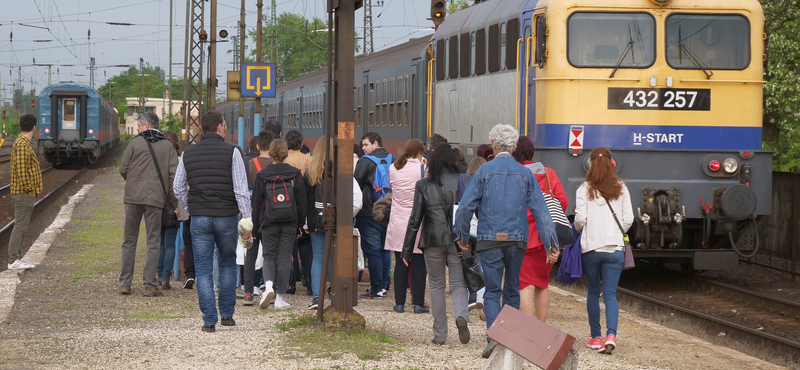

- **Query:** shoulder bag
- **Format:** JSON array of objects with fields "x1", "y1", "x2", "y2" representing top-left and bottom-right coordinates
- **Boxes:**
[
  {"x1": 605, "y1": 199, "x2": 635, "y2": 270},
  {"x1": 434, "y1": 177, "x2": 484, "y2": 293},
  {"x1": 145, "y1": 139, "x2": 180, "y2": 229},
  {"x1": 543, "y1": 168, "x2": 574, "y2": 246}
]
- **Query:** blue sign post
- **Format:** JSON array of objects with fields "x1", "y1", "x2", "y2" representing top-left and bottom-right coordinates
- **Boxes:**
[{"x1": 240, "y1": 63, "x2": 277, "y2": 98}]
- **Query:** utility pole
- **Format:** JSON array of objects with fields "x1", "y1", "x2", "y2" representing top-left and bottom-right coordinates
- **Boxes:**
[
  {"x1": 255, "y1": 0, "x2": 263, "y2": 137},
  {"x1": 271, "y1": 0, "x2": 277, "y2": 62},
  {"x1": 183, "y1": 0, "x2": 205, "y2": 144},
  {"x1": 89, "y1": 57, "x2": 96, "y2": 88},
  {"x1": 208, "y1": 0, "x2": 217, "y2": 111},
  {"x1": 230, "y1": 36, "x2": 239, "y2": 70},
  {"x1": 182, "y1": 0, "x2": 191, "y2": 142},
  {"x1": 317, "y1": 0, "x2": 361, "y2": 326},
  {"x1": 48, "y1": 65, "x2": 52, "y2": 85},
  {"x1": 139, "y1": 58, "x2": 146, "y2": 114},
  {"x1": 168, "y1": 0, "x2": 174, "y2": 116},
  {"x1": 237, "y1": 0, "x2": 245, "y2": 150},
  {"x1": 363, "y1": 0, "x2": 373, "y2": 54}
]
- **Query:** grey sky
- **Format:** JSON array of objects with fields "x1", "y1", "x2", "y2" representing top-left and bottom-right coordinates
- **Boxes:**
[{"x1": 0, "y1": 0, "x2": 436, "y2": 103}]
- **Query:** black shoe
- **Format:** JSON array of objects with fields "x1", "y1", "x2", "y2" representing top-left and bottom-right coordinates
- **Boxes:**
[
  {"x1": 456, "y1": 316, "x2": 470, "y2": 344},
  {"x1": 286, "y1": 285, "x2": 296, "y2": 295},
  {"x1": 202, "y1": 324, "x2": 215, "y2": 333},
  {"x1": 301, "y1": 276, "x2": 310, "y2": 288},
  {"x1": 431, "y1": 339, "x2": 445, "y2": 345},
  {"x1": 482, "y1": 340, "x2": 497, "y2": 358},
  {"x1": 183, "y1": 278, "x2": 195, "y2": 290},
  {"x1": 307, "y1": 297, "x2": 319, "y2": 310},
  {"x1": 393, "y1": 304, "x2": 405, "y2": 313},
  {"x1": 221, "y1": 316, "x2": 236, "y2": 326},
  {"x1": 414, "y1": 305, "x2": 430, "y2": 314}
]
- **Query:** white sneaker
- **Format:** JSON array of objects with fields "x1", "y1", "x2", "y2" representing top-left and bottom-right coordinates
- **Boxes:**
[
  {"x1": 274, "y1": 294, "x2": 291, "y2": 309},
  {"x1": 259, "y1": 281, "x2": 275, "y2": 309},
  {"x1": 253, "y1": 286, "x2": 263, "y2": 296},
  {"x1": 8, "y1": 260, "x2": 34, "y2": 270}
]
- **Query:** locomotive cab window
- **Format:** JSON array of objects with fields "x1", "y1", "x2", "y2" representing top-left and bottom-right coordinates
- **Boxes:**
[
  {"x1": 568, "y1": 12, "x2": 655, "y2": 68},
  {"x1": 666, "y1": 14, "x2": 750, "y2": 70}
]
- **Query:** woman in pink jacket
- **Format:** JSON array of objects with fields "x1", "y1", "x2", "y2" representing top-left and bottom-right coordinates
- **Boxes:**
[{"x1": 385, "y1": 139, "x2": 428, "y2": 314}]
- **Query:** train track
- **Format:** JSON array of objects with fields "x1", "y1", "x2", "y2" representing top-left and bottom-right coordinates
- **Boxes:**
[
  {"x1": 618, "y1": 268, "x2": 800, "y2": 356},
  {"x1": 0, "y1": 167, "x2": 53, "y2": 197},
  {"x1": 0, "y1": 167, "x2": 88, "y2": 250},
  {"x1": 0, "y1": 154, "x2": 10, "y2": 164}
]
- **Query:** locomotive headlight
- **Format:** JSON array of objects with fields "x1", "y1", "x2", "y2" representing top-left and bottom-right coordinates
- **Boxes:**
[
  {"x1": 709, "y1": 160, "x2": 721, "y2": 171},
  {"x1": 723, "y1": 158, "x2": 738, "y2": 173},
  {"x1": 44, "y1": 128, "x2": 50, "y2": 134},
  {"x1": 88, "y1": 129, "x2": 94, "y2": 134}
]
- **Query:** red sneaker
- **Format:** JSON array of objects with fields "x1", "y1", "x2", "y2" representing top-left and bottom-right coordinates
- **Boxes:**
[
  {"x1": 600, "y1": 334, "x2": 616, "y2": 354},
  {"x1": 586, "y1": 337, "x2": 605, "y2": 349}
]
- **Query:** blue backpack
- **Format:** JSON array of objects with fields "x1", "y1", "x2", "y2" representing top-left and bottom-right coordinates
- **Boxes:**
[{"x1": 362, "y1": 153, "x2": 393, "y2": 201}]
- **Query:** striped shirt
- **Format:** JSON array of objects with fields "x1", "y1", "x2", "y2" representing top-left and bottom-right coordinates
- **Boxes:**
[{"x1": 10, "y1": 135, "x2": 42, "y2": 195}]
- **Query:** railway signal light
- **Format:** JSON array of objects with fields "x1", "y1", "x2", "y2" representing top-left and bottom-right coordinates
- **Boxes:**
[{"x1": 431, "y1": 0, "x2": 446, "y2": 28}]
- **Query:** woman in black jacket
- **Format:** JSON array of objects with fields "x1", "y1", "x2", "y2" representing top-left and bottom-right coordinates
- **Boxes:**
[
  {"x1": 252, "y1": 139, "x2": 307, "y2": 310},
  {"x1": 402, "y1": 144, "x2": 470, "y2": 345}
]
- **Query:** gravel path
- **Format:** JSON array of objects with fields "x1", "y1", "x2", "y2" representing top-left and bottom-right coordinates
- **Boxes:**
[{"x1": 0, "y1": 168, "x2": 788, "y2": 370}]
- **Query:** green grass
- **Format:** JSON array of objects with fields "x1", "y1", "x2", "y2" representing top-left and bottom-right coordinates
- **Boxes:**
[
  {"x1": 67, "y1": 196, "x2": 133, "y2": 282},
  {"x1": 275, "y1": 314, "x2": 401, "y2": 361}
]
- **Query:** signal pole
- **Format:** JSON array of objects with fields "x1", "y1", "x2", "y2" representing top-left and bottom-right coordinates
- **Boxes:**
[
  {"x1": 237, "y1": 0, "x2": 245, "y2": 150},
  {"x1": 255, "y1": 0, "x2": 263, "y2": 137},
  {"x1": 168, "y1": 0, "x2": 174, "y2": 116},
  {"x1": 208, "y1": 0, "x2": 217, "y2": 111}
]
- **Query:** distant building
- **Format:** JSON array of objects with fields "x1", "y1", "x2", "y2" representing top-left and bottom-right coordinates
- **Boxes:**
[{"x1": 123, "y1": 96, "x2": 198, "y2": 136}]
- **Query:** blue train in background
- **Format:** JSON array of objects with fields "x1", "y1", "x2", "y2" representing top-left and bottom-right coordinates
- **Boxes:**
[{"x1": 37, "y1": 83, "x2": 120, "y2": 165}]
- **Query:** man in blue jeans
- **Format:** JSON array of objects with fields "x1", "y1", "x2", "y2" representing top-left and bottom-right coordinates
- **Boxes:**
[
  {"x1": 354, "y1": 132, "x2": 393, "y2": 299},
  {"x1": 174, "y1": 111, "x2": 252, "y2": 333},
  {"x1": 455, "y1": 124, "x2": 557, "y2": 358}
]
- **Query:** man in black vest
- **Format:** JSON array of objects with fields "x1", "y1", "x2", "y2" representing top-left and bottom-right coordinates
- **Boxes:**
[{"x1": 173, "y1": 111, "x2": 252, "y2": 333}]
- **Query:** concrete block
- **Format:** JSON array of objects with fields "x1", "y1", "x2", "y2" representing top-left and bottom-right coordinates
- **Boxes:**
[{"x1": 482, "y1": 344, "x2": 523, "y2": 370}]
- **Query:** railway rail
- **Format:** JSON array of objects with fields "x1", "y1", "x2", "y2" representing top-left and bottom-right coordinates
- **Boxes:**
[
  {"x1": 0, "y1": 154, "x2": 10, "y2": 164},
  {"x1": 0, "y1": 167, "x2": 53, "y2": 197},
  {"x1": 0, "y1": 167, "x2": 87, "y2": 250},
  {"x1": 618, "y1": 268, "x2": 800, "y2": 356}
]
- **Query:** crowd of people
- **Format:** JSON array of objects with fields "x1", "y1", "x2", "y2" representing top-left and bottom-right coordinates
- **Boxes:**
[{"x1": 49, "y1": 110, "x2": 633, "y2": 357}]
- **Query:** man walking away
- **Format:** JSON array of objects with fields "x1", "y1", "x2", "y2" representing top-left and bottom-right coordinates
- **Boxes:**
[
  {"x1": 118, "y1": 112, "x2": 179, "y2": 296},
  {"x1": 6, "y1": 114, "x2": 41, "y2": 270},
  {"x1": 174, "y1": 111, "x2": 252, "y2": 333},
  {"x1": 284, "y1": 129, "x2": 312, "y2": 294},
  {"x1": 354, "y1": 132, "x2": 394, "y2": 299},
  {"x1": 454, "y1": 124, "x2": 557, "y2": 358}
]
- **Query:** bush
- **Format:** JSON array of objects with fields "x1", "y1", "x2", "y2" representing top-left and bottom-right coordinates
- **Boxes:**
[{"x1": 5, "y1": 119, "x2": 20, "y2": 137}]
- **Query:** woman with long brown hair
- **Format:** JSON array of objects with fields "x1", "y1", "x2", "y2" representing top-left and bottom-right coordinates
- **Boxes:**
[
  {"x1": 386, "y1": 139, "x2": 428, "y2": 314},
  {"x1": 575, "y1": 147, "x2": 633, "y2": 355},
  {"x1": 157, "y1": 130, "x2": 182, "y2": 290}
]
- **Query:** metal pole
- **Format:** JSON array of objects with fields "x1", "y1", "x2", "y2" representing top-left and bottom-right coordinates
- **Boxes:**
[
  {"x1": 255, "y1": 0, "x2": 263, "y2": 138},
  {"x1": 182, "y1": 0, "x2": 191, "y2": 144},
  {"x1": 209, "y1": 0, "x2": 217, "y2": 111},
  {"x1": 169, "y1": 0, "x2": 174, "y2": 116},
  {"x1": 237, "y1": 0, "x2": 245, "y2": 150},
  {"x1": 794, "y1": 166, "x2": 798, "y2": 281},
  {"x1": 139, "y1": 58, "x2": 145, "y2": 114}
]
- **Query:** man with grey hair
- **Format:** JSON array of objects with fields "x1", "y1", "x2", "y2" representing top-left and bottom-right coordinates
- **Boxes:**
[
  {"x1": 118, "y1": 112, "x2": 179, "y2": 297},
  {"x1": 454, "y1": 124, "x2": 556, "y2": 358}
]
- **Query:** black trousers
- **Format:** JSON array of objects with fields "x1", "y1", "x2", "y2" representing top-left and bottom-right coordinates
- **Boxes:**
[
  {"x1": 182, "y1": 218, "x2": 195, "y2": 279},
  {"x1": 290, "y1": 232, "x2": 312, "y2": 287},
  {"x1": 243, "y1": 238, "x2": 261, "y2": 294},
  {"x1": 394, "y1": 251, "x2": 427, "y2": 306}
]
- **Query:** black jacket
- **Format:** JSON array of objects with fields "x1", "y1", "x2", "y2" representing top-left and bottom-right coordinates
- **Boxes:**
[
  {"x1": 401, "y1": 170, "x2": 460, "y2": 259},
  {"x1": 304, "y1": 161, "x2": 333, "y2": 234},
  {"x1": 251, "y1": 162, "x2": 307, "y2": 238},
  {"x1": 354, "y1": 147, "x2": 393, "y2": 218},
  {"x1": 183, "y1": 134, "x2": 240, "y2": 217}
]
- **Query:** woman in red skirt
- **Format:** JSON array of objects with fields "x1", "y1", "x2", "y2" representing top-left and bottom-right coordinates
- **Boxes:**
[{"x1": 512, "y1": 136, "x2": 567, "y2": 322}]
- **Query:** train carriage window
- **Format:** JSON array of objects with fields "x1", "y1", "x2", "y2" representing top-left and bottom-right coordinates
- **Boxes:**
[
  {"x1": 369, "y1": 83, "x2": 375, "y2": 127},
  {"x1": 460, "y1": 32, "x2": 471, "y2": 77},
  {"x1": 470, "y1": 32, "x2": 476, "y2": 76},
  {"x1": 476, "y1": 29, "x2": 487, "y2": 75},
  {"x1": 64, "y1": 100, "x2": 76, "y2": 122},
  {"x1": 488, "y1": 24, "x2": 500, "y2": 72},
  {"x1": 397, "y1": 76, "x2": 403, "y2": 125},
  {"x1": 357, "y1": 84, "x2": 363, "y2": 127},
  {"x1": 500, "y1": 23, "x2": 507, "y2": 71},
  {"x1": 506, "y1": 18, "x2": 519, "y2": 70},
  {"x1": 449, "y1": 36, "x2": 459, "y2": 79},
  {"x1": 436, "y1": 40, "x2": 446, "y2": 81},
  {"x1": 665, "y1": 14, "x2": 750, "y2": 70},
  {"x1": 568, "y1": 12, "x2": 655, "y2": 68}
]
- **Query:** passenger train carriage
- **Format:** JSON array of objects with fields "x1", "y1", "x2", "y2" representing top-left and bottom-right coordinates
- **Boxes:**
[
  {"x1": 222, "y1": 0, "x2": 769, "y2": 270},
  {"x1": 37, "y1": 83, "x2": 120, "y2": 165}
]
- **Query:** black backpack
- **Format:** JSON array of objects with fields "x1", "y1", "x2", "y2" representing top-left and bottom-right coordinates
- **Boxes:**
[
  {"x1": 264, "y1": 176, "x2": 297, "y2": 223},
  {"x1": 313, "y1": 176, "x2": 334, "y2": 229}
]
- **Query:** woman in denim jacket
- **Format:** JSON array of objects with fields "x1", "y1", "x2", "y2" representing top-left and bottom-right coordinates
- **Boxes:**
[{"x1": 454, "y1": 124, "x2": 557, "y2": 358}]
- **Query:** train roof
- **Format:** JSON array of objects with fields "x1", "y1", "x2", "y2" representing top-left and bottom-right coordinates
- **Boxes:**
[
  {"x1": 38, "y1": 82, "x2": 100, "y2": 98},
  {"x1": 534, "y1": 0, "x2": 763, "y2": 12},
  {"x1": 436, "y1": 0, "x2": 529, "y2": 39}
]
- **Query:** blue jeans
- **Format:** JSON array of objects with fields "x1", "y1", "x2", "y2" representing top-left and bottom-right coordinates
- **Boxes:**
[
  {"x1": 158, "y1": 228, "x2": 178, "y2": 282},
  {"x1": 582, "y1": 250, "x2": 624, "y2": 338},
  {"x1": 355, "y1": 217, "x2": 391, "y2": 294},
  {"x1": 478, "y1": 245, "x2": 525, "y2": 331},
  {"x1": 192, "y1": 216, "x2": 238, "y2": 326},
  {"x1": 310, "y1": 231, "x2": 327, "y2": 299}
]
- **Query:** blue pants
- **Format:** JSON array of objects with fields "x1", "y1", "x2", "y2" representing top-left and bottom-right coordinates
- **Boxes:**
[
  {"x1": 355, "y1": 216, "x2": 391, "y2": 294},
  {"x1": 478, "y1": 245, "x2": 525, "y2": 331},
  {"x1": 157, "y1": 228, "x2": 178, "y2": 282},
  {"x1": 191, "y1": 216, "x2": 238, "y2": 326},
  {"x1": 582, "y1": 250, "x2": 624, "y2": 338},
  {"x1": 309, "y1": 231, "x2": 328, "y2": 299}
]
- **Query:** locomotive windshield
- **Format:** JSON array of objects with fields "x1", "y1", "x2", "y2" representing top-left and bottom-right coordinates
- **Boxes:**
[
  {"x1": 567, "y1": 12, "x2": 655, "y2": 68},
  {"x1": 666, "y1": 14, "x2": 750, "y2": 70}
]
